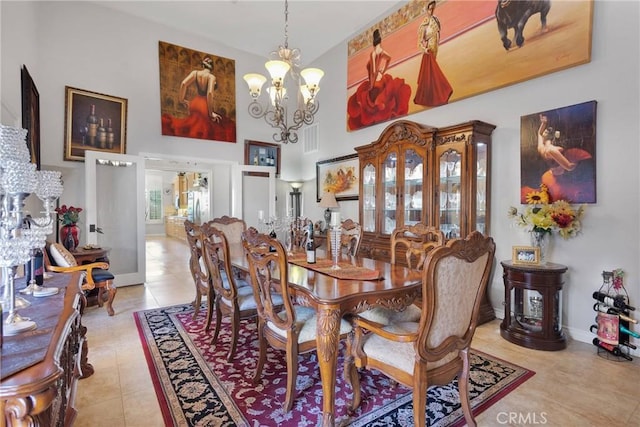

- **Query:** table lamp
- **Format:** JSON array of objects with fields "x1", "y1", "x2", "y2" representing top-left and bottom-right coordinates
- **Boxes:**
[{"x1": 319, "y1": 191, "x2": 339, "y2": 229}]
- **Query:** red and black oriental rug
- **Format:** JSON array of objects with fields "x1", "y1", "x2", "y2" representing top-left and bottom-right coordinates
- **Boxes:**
[{"x1": 135, "y1": 304, "x2": 534, "y2": 426}]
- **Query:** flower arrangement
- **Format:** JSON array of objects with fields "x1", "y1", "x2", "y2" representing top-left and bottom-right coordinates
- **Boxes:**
[
  {"x1": 508, "y1": 184, "x2": 585, "y2": 239},
  {"x1": 55, "y1": 205, "x2": 82, "y2": 226}
]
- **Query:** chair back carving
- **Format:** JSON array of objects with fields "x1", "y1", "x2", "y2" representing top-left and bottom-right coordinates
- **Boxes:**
[
  {"x1": 210, "y1": 216, "x2": 247, "y2": 245},
  {"x1": 185, "y1": 220, "x2": 209, "y2": 291},
  {"x1": 391, "y1": 223, "x2": 445, "y2": 270},
  {"x1": 340, "y1": 219, "x2": 362, "y2": 256},
  {"x1": 241, "y1": 227, "x2": 295, "y2": 332},
  {"x1": 417, "y1": 231, "x2": 496, "y2": 362}
]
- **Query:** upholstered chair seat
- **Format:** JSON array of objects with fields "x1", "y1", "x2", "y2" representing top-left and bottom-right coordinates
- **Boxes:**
[{"x1": 268, "y1": 305, "x2": 351, "y2": 343}]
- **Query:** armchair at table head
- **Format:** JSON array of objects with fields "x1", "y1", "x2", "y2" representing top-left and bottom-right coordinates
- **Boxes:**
[
  {"x1": 340, "y1": 218, "x2": 363, "y2": 256},
  {"x1": 44, "y1": 242, "x2": 117, "y2": 316},
  {"x1": 344, "y1": 231, "x2": 496, "y2": 427}
]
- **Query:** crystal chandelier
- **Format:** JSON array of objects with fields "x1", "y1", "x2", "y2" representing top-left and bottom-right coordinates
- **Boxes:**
[
  {"x1": 0, "y1": 125, "x2": 63, "y2": 336},
  {"x1": 243, "y1": 0, "x2": 324, "y2": 144}
]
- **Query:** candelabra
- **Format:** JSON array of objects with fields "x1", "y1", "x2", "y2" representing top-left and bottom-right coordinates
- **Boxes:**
[{"x1": 0, "y1": 125, "x2": 63, "y2": 336}]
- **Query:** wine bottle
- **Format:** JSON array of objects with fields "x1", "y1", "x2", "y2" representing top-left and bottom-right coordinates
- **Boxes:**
[
  {"x1": 106, "y1": 118, "x2": 115, "y2": 149},
  {"x1": 619, "y1": 340, "x2": 638, "y2": 350},
  {"x1": 593, "y1": 303, "x2": 638, "y2": 324},
  {"x1": 592, "y1": 338, "x2": 632, "y2": 361},
  {"x1": 619, "y1": 324, "x2": 640, "y2": 339},
  {"x1": 592, "y1": 292, "x2": 636, "y2": 311},
  {"x1": 97, "y1": 118, "x2": 107, "y2": 148},
  {"x1": 306, "y1": 223, "x2": 316, "y2": 264},
  {"x1": 86, "y1": 104, "x2": 98, "y2": 146}
]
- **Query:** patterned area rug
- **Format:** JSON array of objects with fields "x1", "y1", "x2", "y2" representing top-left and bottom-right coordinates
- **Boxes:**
[{"x1": 135, "y1": 304, "x2": 534, "y2": 427}]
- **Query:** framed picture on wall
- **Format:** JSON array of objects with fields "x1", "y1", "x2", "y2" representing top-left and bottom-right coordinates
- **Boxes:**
[
  {"x1": 21, "y1": 65, "x2": 40, "y2": 170},
  {"x1": 244, "y1": 139, "x2": 280, "y2": 177},
  {"x1": 520, "y1": 100, "x2": 597, "y2": 204},
  {"x1": 63, "y1": 86, "x2": 128, "y2": 162},
  {"x1": 316, "y1": 154, "x2": 359, "y2": 202}
]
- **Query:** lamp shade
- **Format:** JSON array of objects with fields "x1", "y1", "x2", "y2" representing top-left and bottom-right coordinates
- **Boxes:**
[
  {"x1": 243, "y1": 73, "x2": 267, "y2": 98},
  {"x1": 290, "y1": 182, "x2": 303, "y2": 190},
  {"x1": 319, "y1": 191, "x2": 339, "y2": 208},
  {"x1": 300, "y1": 67, "x2": 324, "y2": 91},
  {"x1": 265, "y1": 60, "x2": 290, "y2": 86}
]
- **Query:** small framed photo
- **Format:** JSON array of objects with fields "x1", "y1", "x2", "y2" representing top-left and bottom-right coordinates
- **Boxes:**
[
  {"x1": 512, "y1": 246, "x2": 540, "y2": 265},
  {"x1": 244, "y1": 139, "x2": 280, "y2": 177},
  {"x1": 64, "y1": 86, "x2": 128, "y2": 162},
  {"x1": 316, "y1": 153, "x2": 359, "y2": 202}
]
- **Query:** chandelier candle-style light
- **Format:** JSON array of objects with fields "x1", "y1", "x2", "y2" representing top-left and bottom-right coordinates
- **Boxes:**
[
  {"x1": 243, "y1": 0, "x2": 324, "y2": 144},
  {"x1": 0, "y1": 125, "x2": 63, "y2": 336}
]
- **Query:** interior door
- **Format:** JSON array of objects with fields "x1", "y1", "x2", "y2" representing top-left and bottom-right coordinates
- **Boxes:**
[
  {"x1": 85, "y1": 151, "x2": 145, "y2": 286},
  {"x1": 231, "y1": 164, "x2": 276, "y2": 229}
]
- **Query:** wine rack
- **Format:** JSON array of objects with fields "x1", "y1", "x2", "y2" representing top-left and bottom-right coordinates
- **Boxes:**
[{"x1": 591, "y1": 270, "x2": 637, "y2": 361}]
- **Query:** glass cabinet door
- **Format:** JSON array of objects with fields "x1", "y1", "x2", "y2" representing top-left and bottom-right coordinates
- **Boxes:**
[
  {"x1": 403, "y1": 148, "x2": 423, "y2": 227},
  {"x1": 476, "y1": 142, "x2": 487, "y2": 234},
  {"x1": 383, "y1": 152, "x2": 397, "y2": 234},
  {"x1": 362, "y1": 163, "x2": 376, "y2": 232},
  {"x1": 439, "y1": 149, "x2": 461, "y2": 238}
]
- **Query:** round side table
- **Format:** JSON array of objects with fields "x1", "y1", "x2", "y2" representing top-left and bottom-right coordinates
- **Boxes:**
[{"x1": 500, "y1": 260, "x2": 568, "y2": 351}]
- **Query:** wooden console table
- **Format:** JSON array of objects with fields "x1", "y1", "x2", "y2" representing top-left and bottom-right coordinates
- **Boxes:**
[
  {"x1": 500, "y1": 260, "x2": 568, "y2": 351},
  {"x1": 1, "y1": 272, "x2": 90, "y2": 426},
  {"x1": 70, "y1": 246, "x2": 110, "y2": 264}
]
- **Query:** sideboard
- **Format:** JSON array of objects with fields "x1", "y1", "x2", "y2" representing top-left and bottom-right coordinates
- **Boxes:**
[{"x1": 1, "y1": 272, "x2": 89, "y2": 426}]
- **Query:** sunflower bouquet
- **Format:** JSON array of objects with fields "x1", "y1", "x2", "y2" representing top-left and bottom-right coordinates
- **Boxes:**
[{"x1": 508, "y1": 184, "x2": 585, "y2": 239}]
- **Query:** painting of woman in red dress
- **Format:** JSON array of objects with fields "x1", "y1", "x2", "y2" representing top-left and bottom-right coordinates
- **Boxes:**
[
  {"x1": 347, "y1": 29, "x2": 411, "y2": 131},
  {"x1": 159, "y1": 41, "x2": 236, "y2": 142},
  {"x1": 413, "y1": 0, "x2": 453, "y2": 107}
]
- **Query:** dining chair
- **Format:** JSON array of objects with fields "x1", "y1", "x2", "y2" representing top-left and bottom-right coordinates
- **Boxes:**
[
  {"x1": 45, "y1": 242, "x2": 116, "y2": 316},
  {"x1": 241, "y1": 226, "x2": 352, "y2": 411},
  {"x1": 353, "y1": 223, "x2": 444, "y2": 326},
  {"x1": 290, "y1": 217, "x2": 312, "y2": 250},
  {"x1": 391, "y1": 223, "x2": 446, "y2": 270},
  {"x1": 344, "y1": 231, "x2": 496, "y2": 427},
  {"x1": 337, "y1": 218, "x2": 363, "y2": 257},
  {"x1": 184, "y1": 220, "x2": 212, "y2": 325},
  {"x1": 210, "y1": 215, "x2": 247, "y2": 245},
  {"x1": 201, "y1": 223, "x2": 263, "y2": 362}
]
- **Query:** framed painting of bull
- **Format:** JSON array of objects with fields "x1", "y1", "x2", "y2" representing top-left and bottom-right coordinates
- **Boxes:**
[
  {"x1": 346, "y1": 0, "x2": 594, "y2": 131},
  {"x1": 520, "y1": 100, "x2": 597, "y2": 204}
]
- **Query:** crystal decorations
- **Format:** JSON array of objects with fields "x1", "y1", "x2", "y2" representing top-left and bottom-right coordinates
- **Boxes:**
[{"x1": 0, "y1": 124, "x2": 63, "y2": 335}]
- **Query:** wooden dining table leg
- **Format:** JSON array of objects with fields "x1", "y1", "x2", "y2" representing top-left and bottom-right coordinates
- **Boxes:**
[{"x1": 316, "y1": 304, "x2": 342, "y2": 427}]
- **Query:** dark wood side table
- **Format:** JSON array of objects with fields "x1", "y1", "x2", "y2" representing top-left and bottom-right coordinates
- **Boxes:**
[
  {"x1": 500, "y1": 260, "x2": 568, "y2": 351},
  {"x1": 70, "y1": 246, "x2": 110, "y2": 265}
]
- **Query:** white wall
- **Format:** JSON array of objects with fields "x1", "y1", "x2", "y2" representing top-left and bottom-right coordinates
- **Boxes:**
[{"x1": 2, "y1": 1, "x2": 639, "y2": 348}]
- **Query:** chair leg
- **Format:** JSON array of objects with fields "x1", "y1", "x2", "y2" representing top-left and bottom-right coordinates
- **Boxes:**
[
  {"x1": 96, "y1": 281, "x2": 117, "y2": 316},
  {"x1": 283, "y1": 340, "x2": 299, "y2": 412},
  {"x1": 412, "y1": 369, "x2": 427, "y2": 427},
  {"x1": 210, "y1": 299, "x2": 222, "y2": 344},
  {"x1": 204, "y1": 292, "x2": 214, "y2": 332},
  {"x1": 192, "y1": 290, "x2": 202, "y2": 319},
  {"x1": 253, "y1": 322, "x2": 267, "y2": 385},
  {"x1": 459, "y1": 350, "x2": 477, "y2": 427},
  {"x1": 226, "y1": 310, "x2": 240, "y2": 362}
]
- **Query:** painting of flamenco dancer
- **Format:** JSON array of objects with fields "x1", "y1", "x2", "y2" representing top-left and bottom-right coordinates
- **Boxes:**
[
  {"x1": 159, "y1": 41, "x2": 236, "y2": 143},
  {"x1": 347, "y1": 0, "x2": 593, "y2": 132},
  {"x1": 520, "y1": 101, "x2": 596, "y2": 204}
]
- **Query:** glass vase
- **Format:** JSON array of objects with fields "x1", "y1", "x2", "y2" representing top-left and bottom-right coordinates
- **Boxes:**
[
  {"x1": 530, "y1": 230, "x2": 549, "y2": 263},
  {"x1": 60, "y1": 224, "x2": 80, "y2": 252}
]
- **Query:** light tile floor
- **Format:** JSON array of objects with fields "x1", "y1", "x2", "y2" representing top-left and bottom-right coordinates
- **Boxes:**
[{"x1": 75, "y1": 236, "x2": 640, "y2": 426}]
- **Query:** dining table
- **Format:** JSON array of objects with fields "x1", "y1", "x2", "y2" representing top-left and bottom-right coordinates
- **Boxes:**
[{"x1": 228, "y1": 243, "x2": 422, "y2": 426}]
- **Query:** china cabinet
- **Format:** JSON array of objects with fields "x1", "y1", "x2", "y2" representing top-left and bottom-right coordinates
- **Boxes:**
[{"x1": 355, "y1": 119, "x2": 496, "y2": 324}]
